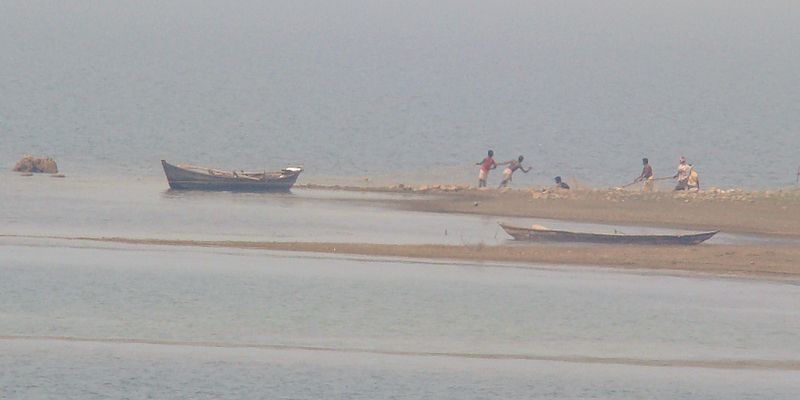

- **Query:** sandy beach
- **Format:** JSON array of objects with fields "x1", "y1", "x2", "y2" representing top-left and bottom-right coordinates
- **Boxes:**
[
  {"x1": 13, "y1": 179, "x2": 798, "y2": 277},
  {"x1": 298, "y1": 184, "x2": 800, "y2": 237},
  {"x1": 43, "y1": 236, "x2": 793, "y2": 280},
  {"x1": 52, "y1": 183, "x2": 789, "y2": 280},
  {"x1": 5, "y1": 181, "x2": 799, "y2": 279}
]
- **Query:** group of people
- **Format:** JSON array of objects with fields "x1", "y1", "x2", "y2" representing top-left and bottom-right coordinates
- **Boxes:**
[
  {"x1": 476, "y1": 150, "x2": 568, "y2": 190},
  {"x1": 633, "y1": 156, "x2": 700, "y2": 191},
  {"x1": 476, "y1": 150, "x2": 699, "y2": 191}
]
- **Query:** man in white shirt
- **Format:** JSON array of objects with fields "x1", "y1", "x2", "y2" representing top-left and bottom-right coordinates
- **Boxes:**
[{"x1": 673, "y1": 156, "x2": 693, "y2": 191}]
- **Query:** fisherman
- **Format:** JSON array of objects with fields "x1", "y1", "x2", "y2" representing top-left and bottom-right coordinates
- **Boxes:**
[
  {"x1": 475, "y1": 150, "x2": 497, "y2": 188},
  {"x1": 672, "y1": 156, "x2": 699, "y2": 191},
  {"x1": 633, "y1": 157, "x2": 654, "y2": 192},
  {"x1": 498, "y1": 155, "x2": 531, "y2": 188},
  {"x1": 687, "y1": 166, "x2": 700, "y2": 190},
  {"x1": 554, "y1": 176, "x2": 570, "y2": 189}
]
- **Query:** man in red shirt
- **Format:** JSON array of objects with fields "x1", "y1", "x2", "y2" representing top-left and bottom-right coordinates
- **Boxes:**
[{"x1": 475, "y1": 150, "x2": 497, "y2": 188}]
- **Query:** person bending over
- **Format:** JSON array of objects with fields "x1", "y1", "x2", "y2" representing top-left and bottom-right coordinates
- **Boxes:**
[{"x1": 554, "y1": 176, "x2": 570, "y2": 190}]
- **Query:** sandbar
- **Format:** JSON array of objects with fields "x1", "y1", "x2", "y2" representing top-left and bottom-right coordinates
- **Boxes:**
[
  {"x1": 299, "y1": 184, "x2": 800, "y2": 237},
  {"x1": 42, "y1": 236, "x2": 800, "y2": 280}
]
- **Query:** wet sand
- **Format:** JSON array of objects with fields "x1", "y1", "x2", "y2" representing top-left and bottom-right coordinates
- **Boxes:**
[
  {"x1": 25, "y1": 235, "x2": 800, "y2": 279},
  {"x1": 6, "y1": 182, "x2": 799, "y2": 279},
  {"x1": 298, "y1": 184, "x2": 800, "y2": 237}
]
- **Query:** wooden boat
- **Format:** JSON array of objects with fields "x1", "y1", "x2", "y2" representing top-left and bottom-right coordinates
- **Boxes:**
[
  {"x1": 161, "y1": 160, "x2": 302, "y2": 192},
  {"x1": 499, "y1": 223, "x2": 718, "y2": 245}
]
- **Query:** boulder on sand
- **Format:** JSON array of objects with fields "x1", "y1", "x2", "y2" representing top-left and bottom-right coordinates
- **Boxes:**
[{"x1": 13, "y1": 155, "x2": 59, "y2": 173}]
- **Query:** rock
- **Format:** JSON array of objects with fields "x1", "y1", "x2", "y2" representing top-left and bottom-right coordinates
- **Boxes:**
[{"x1": 13, "y1": 155, "x2": 59, "y2": 173}]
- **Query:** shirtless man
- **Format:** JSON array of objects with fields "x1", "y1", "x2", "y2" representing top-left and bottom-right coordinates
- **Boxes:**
[
  {"x1": 498, "y1": 155, "x2": 531, "y2": 188},
  {"x1": 672, "y1": 156, "x2": 693, "y2": 191},
  {"x1": 476, "y1": 150, "x2": 497, "y2": 188},
  {"x1": 634, "y1": 158, "x2": 654, "y2": 192}
]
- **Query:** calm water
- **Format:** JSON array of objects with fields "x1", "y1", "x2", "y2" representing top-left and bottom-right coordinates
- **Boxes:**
[
  {"x1": 2, "y1": 241, "x2": 799, "y2": 399},
  {"x1": 1, "y1": 1, "x2": 798, "y2": 187},
  {"x1": 3, "y1": 340, "x2": 800, "y2": 400}
]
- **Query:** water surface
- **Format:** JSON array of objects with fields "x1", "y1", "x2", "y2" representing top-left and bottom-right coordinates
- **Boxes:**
[
  {"x1": 1, "y1": 1, "x2": 798, "y2": 187},
  {"x1": 2, "y1": 241, "x2": 799, "y2": 398}
]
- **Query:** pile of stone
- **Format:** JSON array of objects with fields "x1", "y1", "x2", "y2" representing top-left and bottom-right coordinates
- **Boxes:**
[
  {"x1": 527, "y1": 186, "x2": 800, "y2": 203},
  {"x1": 13, "y1": 155, "x2": 59, "y2": 174},
  {"x1": 410, "y1": 184, "x2": 470, "y2": 193}
]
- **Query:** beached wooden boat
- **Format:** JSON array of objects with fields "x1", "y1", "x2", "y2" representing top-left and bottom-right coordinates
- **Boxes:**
[
  {"x1": 499, "y1": 223, "x2": 718, "y2": 245},
  {"x1": 161, "y1": 160, "x2": 303, "y2": 192}
]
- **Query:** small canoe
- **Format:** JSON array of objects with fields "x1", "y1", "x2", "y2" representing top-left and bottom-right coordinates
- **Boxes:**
[
  {"x1": 161, "y1": 160, "x2": 302, "y2": 192},
  {"x1": 499, "y1": 223, "x2": 718, "y2": 245}
]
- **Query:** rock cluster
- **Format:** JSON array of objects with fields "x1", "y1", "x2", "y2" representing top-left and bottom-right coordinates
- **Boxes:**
[
  {"x1": 528, "y1": 187, "x2": 800, "y2": 203},
  {"x1": 384, "y1": 184, "x2": 471, "y2": 192},
  {"x1": 13, "y1": 155, "x2": 58, "y2": 173}
]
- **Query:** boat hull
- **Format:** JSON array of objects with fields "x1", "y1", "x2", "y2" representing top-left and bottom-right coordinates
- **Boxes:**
[
  {"x1": 161, "y1": 160, "x2": 301, "y2": 192},
  {"x1": 499, "y1": 223, "x2": 718, "y2": 245}
]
